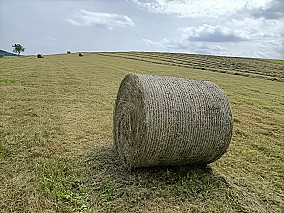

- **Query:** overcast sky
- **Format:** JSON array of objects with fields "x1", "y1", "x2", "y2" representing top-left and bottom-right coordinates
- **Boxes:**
[{"x1": 1, "y1": 0, "x2": 283, "y2": 59}]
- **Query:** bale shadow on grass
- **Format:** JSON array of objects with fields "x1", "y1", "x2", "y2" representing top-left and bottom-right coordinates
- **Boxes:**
[{"x1": 84, "y1": 145, "x2": 239, "y2": 212}]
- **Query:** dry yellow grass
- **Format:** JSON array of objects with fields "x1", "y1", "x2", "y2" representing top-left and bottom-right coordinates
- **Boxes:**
[{"x1": 0, "y1": 53, "x2": 283, "y2": 212}]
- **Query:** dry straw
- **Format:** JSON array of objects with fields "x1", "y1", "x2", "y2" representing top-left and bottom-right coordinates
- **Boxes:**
[{"x1": 113, "y1": 73, "x2": 232, "y2": 169}]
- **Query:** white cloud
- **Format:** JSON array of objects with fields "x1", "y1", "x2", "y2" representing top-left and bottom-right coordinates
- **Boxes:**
[
  {"x1": 247, "y1": 0, "x2": 284, "y2": 19},
  {"x1": 141, "y1": 17, "x2": 283, "y2": 59},
  {"x1": 141, "y1": 38, "x2": 164, "y2": 47},
  {"x1": 181, "y1": 24, "x2": 248, "y2": 42},
  {"x1": 141, "y1": 37, "x2": 228, "y2": 53},
  {"x1": 67, "y1": 9, "x2": 134, "y2": 30},
  {"x1": 66, "y1": 19, "x2": 81, "y2": 26},
  {"x1": 136, "y1": 0, "x2": 284, "y2": 59},
  {"x1": 230, "y1": 17, "x2": 283, "y2": 40},
  {"x1": 142, "y1": 36, "x2": 282, "y2": 59},
  {"x1": 142, "y1": 38, "x2": 190, "y2": 50},
  {"x1": 130, "y1": 0, "x2": 270, "y2": 18}
]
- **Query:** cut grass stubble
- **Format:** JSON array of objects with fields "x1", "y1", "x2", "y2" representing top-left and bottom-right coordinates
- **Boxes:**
[{"x1": 0, "y1": 53, "x2": 283, "y2": 212}]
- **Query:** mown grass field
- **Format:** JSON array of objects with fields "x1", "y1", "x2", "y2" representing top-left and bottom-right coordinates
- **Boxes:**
[{"x1": 0, "y1": 52, "x2": 283, "y2": 212}]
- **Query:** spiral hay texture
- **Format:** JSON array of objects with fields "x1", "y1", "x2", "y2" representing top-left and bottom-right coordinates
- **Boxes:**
[{"x1": 113, "y1": 73, "x2": 232, "y2": 169}]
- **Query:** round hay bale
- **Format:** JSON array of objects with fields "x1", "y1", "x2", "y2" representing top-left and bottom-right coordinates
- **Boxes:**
[
  {"x1": 67, "y1": 51, "x2": 71, "y2": 54},
  {"x1": 113, "y1": 73, "x2": 232, "y2": 169},
  {"x1": 37, "y1": 54, "x2": 44, "y2": 58},
  {"x1": 79, "y1": 52, "x2": 84, "y2": 57}
]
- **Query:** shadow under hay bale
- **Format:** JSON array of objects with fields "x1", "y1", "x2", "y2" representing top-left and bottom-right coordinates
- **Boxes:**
[
  {"x1": 84, "y1": 145, "x2": 236, "y2": 212},
  {"x1": 37, "y1": 54, "x2": 44, "y2": 58},
  {"x1": 114, "y1": 73, "x2": 232, "y2": 169},
  {"x1": 79, "y1": 52, "x2": 84, "y2": 57}
]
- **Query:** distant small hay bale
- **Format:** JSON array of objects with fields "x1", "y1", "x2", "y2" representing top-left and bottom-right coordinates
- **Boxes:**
[
  {"x1": 113, "y1": 73, "x2": 233, "y2": 169},
  {"x1": 67, "y1": 51, "x2": 71, "y2": 54},
  {"x1": 37, "y1": 54, "x2": 44, "y2": 58},
  {"x1": 79, "y1": 52, "x2": 84, "y2": 57}
]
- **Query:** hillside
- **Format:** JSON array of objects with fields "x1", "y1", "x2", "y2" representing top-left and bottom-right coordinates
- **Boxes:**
[
  {"x1": 0, "y1": 49, "x2": 17, "y2": 57},
  {"x1": 98, "y1": 52, "x2": 284, "y2": 81},
  {"x1": 0, "y1": 52, "x2": 283, "y2": 212}
]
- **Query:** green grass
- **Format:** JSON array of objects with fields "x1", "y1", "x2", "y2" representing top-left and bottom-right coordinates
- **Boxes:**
[
  {"x1": 270, "y1": 59, "x2": 284, "y2": 64},
  {"x1": 0, "y1": 79, "x2": 14, "y2": 84},
  {"x1": 0, "y1": 53, "x2": 283, "y2": 212}
]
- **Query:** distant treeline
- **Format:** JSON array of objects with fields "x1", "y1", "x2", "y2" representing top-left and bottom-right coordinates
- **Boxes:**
[{"x1": 0, "y1": 50, "x2": 17, "y2": 57}]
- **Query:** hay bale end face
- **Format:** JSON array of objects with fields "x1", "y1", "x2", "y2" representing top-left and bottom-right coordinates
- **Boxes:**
[
  {"x1": 79, "y1": 52, "x2": 84, "y2": 57},
  {"x1": 37, "y1": 54, "x2": 44, "y2": 58},
  {"x1": 113, "y1": 73, "x2": 233, "y2": 169}
]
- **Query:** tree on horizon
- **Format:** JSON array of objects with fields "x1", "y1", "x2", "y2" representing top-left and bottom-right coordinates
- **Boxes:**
[{"x1": 12, "y1": 44, "x2": 25, "y2": 56}]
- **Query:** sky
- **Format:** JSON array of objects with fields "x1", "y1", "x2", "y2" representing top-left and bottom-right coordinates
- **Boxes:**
[{"x1": 0, "y1": 0, "x2": 283, "y2": 59}]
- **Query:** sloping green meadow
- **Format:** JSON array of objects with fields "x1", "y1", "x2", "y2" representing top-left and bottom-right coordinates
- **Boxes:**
[{"x1": 0, "y1": 53, "x2": 283, "y2": 212}]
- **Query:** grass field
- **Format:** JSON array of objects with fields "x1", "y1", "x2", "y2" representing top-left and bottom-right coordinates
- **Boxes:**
[
  {"x1": 271, "y1": 60, "x2": 284, "y2": 65},
  {"x1": 98, "y1": 52, "x2": 284, "y2": 82},
  {"x1": 0, "y1": 52, "x2": 283, "y2": 212}
]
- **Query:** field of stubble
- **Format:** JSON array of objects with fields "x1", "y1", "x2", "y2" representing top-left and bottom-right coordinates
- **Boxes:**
[{"x1": 0, "y1": 52, "x2": 283, "y2": 212}]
